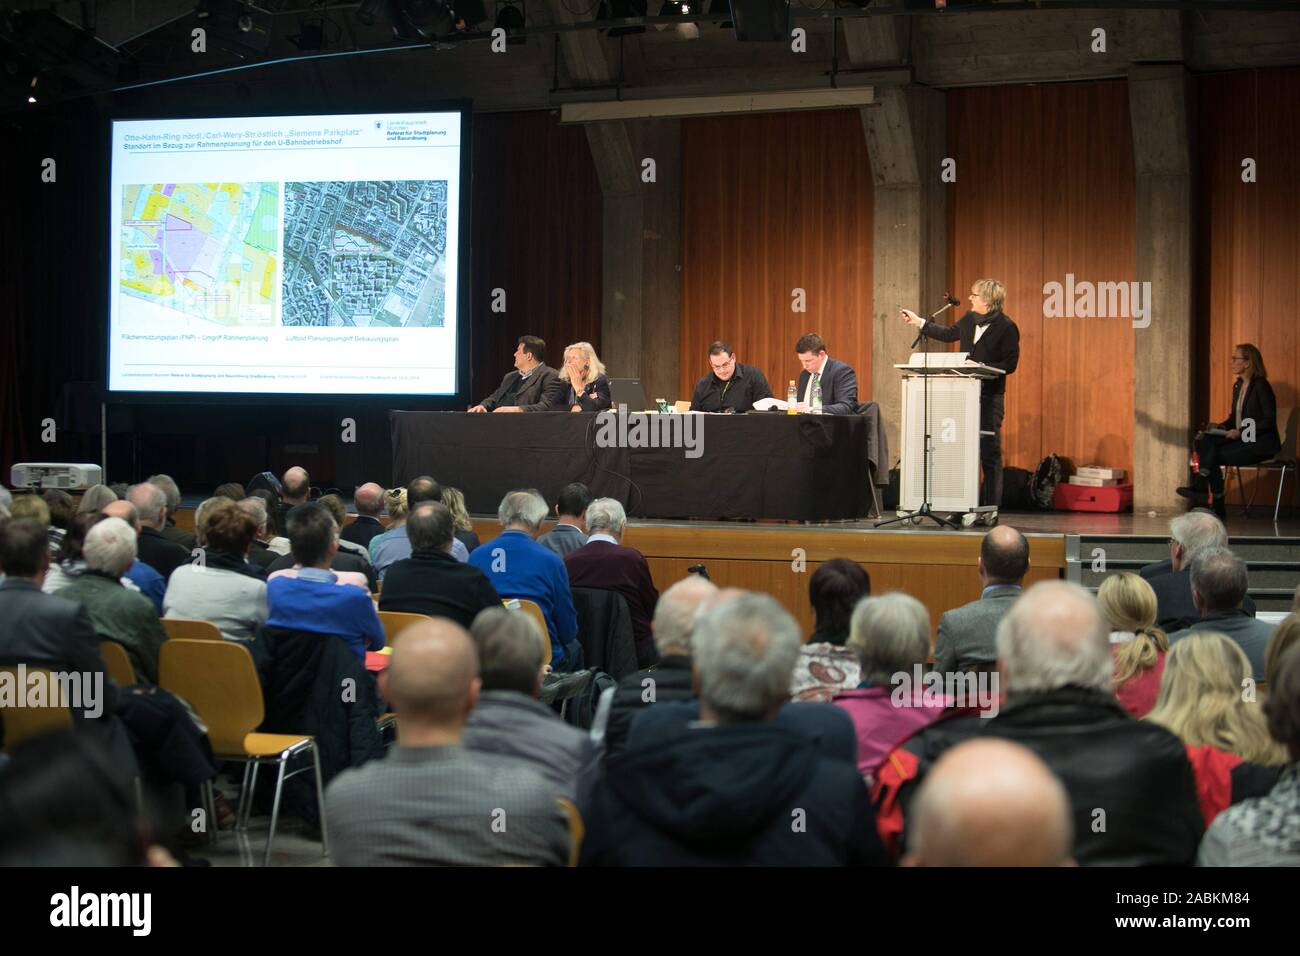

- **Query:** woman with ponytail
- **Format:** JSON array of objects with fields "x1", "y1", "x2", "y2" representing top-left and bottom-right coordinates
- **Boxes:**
[{"x1": 1097, "y1": 572, "x2": 1169, "y2": 717}]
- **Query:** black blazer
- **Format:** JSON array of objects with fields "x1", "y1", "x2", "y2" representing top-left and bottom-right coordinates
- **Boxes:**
[
  {"x1": 478, "y1": 364, "x2": 567, "y2": 412},
  {"x1": 1149, "y1": 567, "x2": 1256, "y2": 633},
  {"x1": 1217, "y1": 377, "x2": 1281, "y2": 458},
  {"x1": 136, "y1": 526, "x2": 192, "y2": 581},
  {"x1": 795, "y1": 357, "x2": 859, "y2": 416},
  {"x1": 920, "y1": 310, "x2": 1020, "y2": 397},
  {"x1": 689, "y1": 363, "x2": 774, "y2": 413},
  {"x1": 557, "y1": 373, "x2": 612, "y2": 412}
]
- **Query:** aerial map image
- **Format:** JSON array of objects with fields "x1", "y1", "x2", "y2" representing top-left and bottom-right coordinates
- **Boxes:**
[
  {"x1": 282, "y1": 180, "x2": 448, "y2": 328},
  {"x1": 120, "y1": 182, "x2": 279, "y2": 326}
]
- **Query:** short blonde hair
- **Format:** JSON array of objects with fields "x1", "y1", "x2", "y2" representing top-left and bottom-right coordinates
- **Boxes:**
[
  {"x1": 972, "y1": 278, "x2": 1005, "y2": 313},
  {"x1": 559, "y1": 341, "x2": 606, "y2": 387},
  {"x1": 1097, "y1": 572, "x2": 1169, "y2": 684},
  {"x1": 384, "y1": 487, "x2": 408, "y2": 523},
  {"x1": 441, "y1": 487, "x2": 474, "y2": 533}
]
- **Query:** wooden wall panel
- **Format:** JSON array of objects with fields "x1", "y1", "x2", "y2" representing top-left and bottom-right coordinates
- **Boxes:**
[
  {"x1": 1198, "y1": 69, "x2": 1300, "y2": 504},
  {"x1": 948, "y1": 82, "x2": 1136, "y2": 478},
  {"x1": 678, "y1": 110, "x2": 874, "y2": 404},
  {"x1": 470, "y1": 111, "x2": 604, "y2": 403}
]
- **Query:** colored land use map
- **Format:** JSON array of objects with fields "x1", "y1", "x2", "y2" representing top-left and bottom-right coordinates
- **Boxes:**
[
  {"x1": 120, "y1": 183, "x2": 278, "y2": 326},
  {"x1": 282, "y1": 180, "x2": 448, "y2": 328}
]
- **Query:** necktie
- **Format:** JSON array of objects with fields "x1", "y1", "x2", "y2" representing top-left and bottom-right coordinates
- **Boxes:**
[{"x1": 812, "y1": 371, "x2": 821, "y2": 402}]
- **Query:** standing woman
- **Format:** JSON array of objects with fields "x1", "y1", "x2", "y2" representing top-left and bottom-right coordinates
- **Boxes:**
[
  {"x1": 1179, "y1": 343, "x2": 1280, "y2": 520},
  {"x1": 554, "y1": 341, "x2": 612, "y2": 412}
]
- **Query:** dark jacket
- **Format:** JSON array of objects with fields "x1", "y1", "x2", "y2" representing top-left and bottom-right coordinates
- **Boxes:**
[
  {"x1": 920, "y1": 309, "x2": 1020, "y2": 397},
  {"x1": 266, "y1": 549, "x2": 376, "y2": 592},
  {"x1": 378, "y1": 549, "x2": 502, "y2": 630},
  {"x1": 689, "y1": 363, "x2": 774, "y2": 414},
  {"x1": 581, "y1": 722, "x2": 887, "y2": 866},
  {"x1": 136, "y1": 526, "x2": 191, "y2": 580},
  {"x1": 247, "y1": 540, "x2": 279, "y2": 572},
  {"x1": 626, "y1": 699, "x2": 859, "y2": 765},
  {"x1": 341, "y1": 515, "x2": 386, "y2": 550},
  {"x1": 1217, "y1": 376, "x2": 1281, "y2": 459},
  {"x1": 605, "y1": 655, "x2": 695, "y2": 758},
  {"x1": 257, "y1": 627, "x2": 386, "y2": 824},
  {"x1": 1169, "y1": 609, "x2": 1272, "y2": 680},
  {"x1": 161, "y1": 521, "x2": 197, "y2": 552},
  {"x1": 554, "y1": 373, "x2": 612, "y2": 412},
  {"x1": 564, "y1": 540, "x2": 659, "y2": 666},
  {"x1": 932, "y1": 584, "x2": 1022, "y2": 673},
  {"x1": 479, "y1": 364, "x2": 566, "y2": 412},
  {"x1": 796, "y1": 357, "x2": 859, "y2": 416},
  {"x1": 1149, "y1": 567, "x2": 1256, "y2": 633},
  {"x1": 454, "y1": 529, "x2": 481, "y2": 553},
  {"x1": 571, "y1": 587, "x2": 640, "y2": 679},
  {"x1": 872, "y1": 687, "x2": 1204, "y2": 865}
]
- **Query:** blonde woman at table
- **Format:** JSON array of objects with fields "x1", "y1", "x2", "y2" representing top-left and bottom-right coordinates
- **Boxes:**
[{"x1": 553, "y1": 341, "x2": 611, "y2": 412}]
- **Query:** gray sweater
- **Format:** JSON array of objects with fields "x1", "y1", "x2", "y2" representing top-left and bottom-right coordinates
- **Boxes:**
[{"x1": 163, "y1": 565, "x2": 268, "y2": 641}]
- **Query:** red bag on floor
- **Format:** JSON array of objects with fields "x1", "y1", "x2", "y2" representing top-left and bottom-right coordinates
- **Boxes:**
[{"x1": 1054, "y1": 482, "x2": 1133, "y2": 513}]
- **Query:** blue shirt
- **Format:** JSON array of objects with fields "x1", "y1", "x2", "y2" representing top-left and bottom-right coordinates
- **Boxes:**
[
  {"x1": 265, "y1": 568, "x2": 385, "y2": 660},
  {"x1": 370, "y1": 525, "x2": 468, "y2": 580},
  {"x1": 124, "y1": 559, "x2": 165, "y2": 613},
  {"x1": 469, "y1": 530, "x2": 578, "y2": 665}
]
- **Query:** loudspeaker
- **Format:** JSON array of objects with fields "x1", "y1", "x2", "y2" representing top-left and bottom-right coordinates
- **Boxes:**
[{"x1": 727, "y1": 0, "x2": 790, "y2": 41}]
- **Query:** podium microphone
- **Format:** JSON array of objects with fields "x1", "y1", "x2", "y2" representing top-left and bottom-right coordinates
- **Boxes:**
[{"x1": 910, "y1": 295, "x2": 962, "y2": 349}]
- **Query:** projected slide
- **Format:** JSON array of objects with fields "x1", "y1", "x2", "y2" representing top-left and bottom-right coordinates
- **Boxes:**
[{"x1": 108, "y1": 112, "x2": 463, "y2": 395}]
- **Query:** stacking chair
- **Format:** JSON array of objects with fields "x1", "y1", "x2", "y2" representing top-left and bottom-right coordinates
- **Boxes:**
[
  {"x1": 557, "y1": 797, "x2": 585, "y2": 867},
  {"x1": 100, "y1": 641, "x2": 137, "y2": 686},
  {"x1": 504, "y1": 598, "x2": 552, "y2": 667},
  {"x1": 161, "y1": 618, "x2": 225, "y2": 642},
  {"x1": 159, "y1": 639, "x2": 328, "y2": 866},
  {"x1": 1224, "y1": 407, "x2": 1298, "y2": 522},
  {"x1": 0, "y1": 666, "x2": 73, "y2": 754},
  {"x1": 378, "y1": 610, "x2": 433, "y2": 646}
]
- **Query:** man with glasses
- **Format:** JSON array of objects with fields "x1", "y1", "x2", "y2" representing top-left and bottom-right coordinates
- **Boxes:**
[{"x1": 688, "y1": 341, "x2": 774, "y2": 414}]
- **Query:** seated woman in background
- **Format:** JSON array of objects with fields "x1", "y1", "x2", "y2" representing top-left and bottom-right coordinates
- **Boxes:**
[
  {"x1": 442, "y1": 487, "x2": 481, "y2": 553},
  {"x1": 1265, "y1": 612, "x2": 1300, "y2": 688},
  {"x1": 1147, "y1": 632, "x2": 1287, "y2": 826},
  {"x1": 248, "y1": 487, "x2": 291, "y2": 555},
  {"x1": 1097, "y1": 571, "x2": 1168, "y2": 717},
  {"x1": 163, "y1": 498, "x2": 268, "y2": 642},
  {"x1": 367, "y1": 487, "x2": 408, "y2": 563},
  {"x1": 1178, "y1": 343, "x2": 1280, "y2": 519},
  {"x1": 43, "y1": 489, "x2": 76, "y2": 554},
  {"x1": 554, "y1": 341, "x2": 611, "y2": 412},
  {"x1": 789, "y1": 559, "x2": 872, "y2": 701},
  {"x1": 76, "y1": 483, "x2": 118, "y2": 516}
]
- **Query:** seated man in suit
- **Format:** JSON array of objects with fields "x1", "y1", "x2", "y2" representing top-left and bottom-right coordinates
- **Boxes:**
[
  {"x1": 689, "y1": 340, "x2": 774, "y2": 413},
  {"x1": 0, "y1": 519, "x2": 137, "y2": 781},
  {"x1": 793, "y1": 332, "x2": 858, "y2": 415},
  {"x1": 468, "y1": 335, "x2": 566, "y2": 414},
  {"x1": 325, "y1": 619, "x2": 569, "y2": 867},
  {"x1": 933, "y1": 525, "x2": 1029, "y2": 673},
  {"x1": 341, "y1": 482, "x2": 387, "y2": 550},
  {"x1": 380, "y1": 503, "x2": 502, "y2": 630},
  {"x1": 469, "y1": 491, "x2": 581, "y2": 672},
  {"x1": 536, "y1": 483, "x2": 591, "y2": 558},
  {"x1": 1168, "y1": 547, "x2": 1272, "y2": 679},
  {"x1": 1147, "y1": 511, "x2": 1255, "y2": 631},
  {"x1": 369, "y1": 476, "x2": 468, "y2": 581},
  {"x1": 146, "y1": 473, "x2": 196, "y2": 552},
  {"x1": 564, "y1": 498, "x2": 660, "y2": 668},
  {"x1": 126, "y1": 482, "x2": 191, "y2": 581}
]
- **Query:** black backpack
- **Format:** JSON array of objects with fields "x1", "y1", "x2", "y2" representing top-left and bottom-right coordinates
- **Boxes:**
[
  {"x1": 564, "y1": 670, "x2": 618, "y2": 730},
  {"x1": 1029, "y1": 454, "x2": 1063, "y2": 510}
]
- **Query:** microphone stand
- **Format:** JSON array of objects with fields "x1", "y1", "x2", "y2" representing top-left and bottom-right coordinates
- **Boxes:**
[{"x1": 876, "y1": 299, "x2": 962, "y2": 530}]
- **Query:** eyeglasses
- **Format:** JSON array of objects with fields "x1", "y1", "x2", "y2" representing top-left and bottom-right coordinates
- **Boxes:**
[{"x1": 710, "y1": 358, "x2": 735, "y2": 372}]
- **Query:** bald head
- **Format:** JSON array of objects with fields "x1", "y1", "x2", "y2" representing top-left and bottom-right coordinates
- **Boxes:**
[
  {"x1": 995, "y1": 580, "x2": 1112, "y2": 695},
  {"x1": 906, "y1": 738, "x2": 1074, "y2": 867},
  {"x1": 386, "y1": 620, "x2": 480, "y2": 728},
  {"x1": 282, "y1": 467, "x2": 310, "y2": 504},
  {"x1": 979, "y1": 525, "x2": 1029, "y2": 585},
  {"x1": 652, "y1": 575, "x2": 719, "y2": 656},
  {"x1": 101, "y1": 500, "x2": 140, "y2": 532},
  {"x1": 354, "y1": 483, "x2": 384, "y2": 518},
  {"x1": 126, "y1": 482, "x2": 167, "y2": 529}
]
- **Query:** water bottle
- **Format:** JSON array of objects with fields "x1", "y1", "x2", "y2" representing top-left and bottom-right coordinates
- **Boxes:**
[
  {"x1": 786, "y1": 380, "x2": 797, "y2": 415},
  {"x1": 811, "y1": 378, "x2": 823, "y2": 415}
]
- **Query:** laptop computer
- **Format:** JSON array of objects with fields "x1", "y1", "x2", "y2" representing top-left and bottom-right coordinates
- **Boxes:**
[{"x1": 609, "y1": 378, "x2": 652, "y2": 411}]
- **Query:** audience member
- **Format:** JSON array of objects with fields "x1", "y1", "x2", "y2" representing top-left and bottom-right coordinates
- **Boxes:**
[
  {"x1": 1198, "y1": 643, "x2": 1300, "y2": 865},
  {"x1": 145, "y1": 474, "x2": 197, "y2": 551},
  {"x1": 564, "y1": 498, "x2": 659, "y2": 666},
  {"x1": 1148, "y1": 512, "x2": 1255, "y2": 631},
  {"x1": 1148, "y1": 633, "x2": 1285, "y2": 825},
  {"x1": 379, "y1": 503, "x2": 501, "y2": 629},
  {"x1": 236, "y1": 496, "x2": 279, "y2": 571},
  {"x1": 58, "y1": 517, "x2": 167, "y2": 683},
  {"x1": 1266, "y1": 612, "x2": 1300, "y2": 687},
  {"x1": 463, "y1": 607, "x2": 601, "y2": 801},
  {"x1": 100, "y1": 500, "x2": 166, "y2": 612},
  {"x1": 164, "y1": 500, "x2": 268, "y2": 642},
  {"x1": 43, "y1": 512, "x2": 105, "y2": 594},
  {"x1": 247, "y1": 488, "x2": 290, "y2": 555},
  {"x1": 932, "y1": 525, "x2": 1028, "y2": 673},
  {"x1": 1169, "y1": 547, "x2": 1272, "y2": 678},
  {"x1": 470, "y1": 491, "x2": 580, "y2": 671},
  {"x1": 341, "y1": 482, "x2": 387, "y2": 550},
  {"x1": 316, "y1": 494, "x2": 376, "y2": 570},
  {"x1": 127, "y1": 482, "x2": 191, "y2": 580},
  {"x1": 903, "y1": 738, "x2": 1074, "y2": 867},
  {"x1": 582, "y1": 593, "x2": 887, "y2": 866},
  {"x1": 267, "y1": 502, "x2": 373, "y2": 590},
  {"x1": 43, "y1": 489, "x2": 75, "y2": 554},
  {"x1": 604, "y1": 574, "x2": 717, "y2": 757},
  {"x1": 873, "y1": 580, "x2": 1203, "y2": 865},
  {"x1": 1097, "y1": 571, "x2": 1169, "y2": 717},
  {"x1": 265, "y1": 503, "x2": 384, "y2": 660},
  {"x1": 76, "y1": 484, "x2": 118, "y2": 516},
  {"x1": 280, "y1": 465, "x2": 312, "y2": 527},
  {"x1": 834, "y1": 593, "x2": 946, "y2": 782},
  {"x1": 807, "y1": 558, "x2": 870, "y2": 646},
  {"x1": 536, "y1": 483, "x2": 591, "y2": 558},
  {"x1": 441, "y1": 487, "x2": 481, "y2": 553},
  {"x1": 214, "y1": 482, "x2": 245, "y2": 501},
  {"x1": 371, "y1": 476, "x2": 468, "y2": 579},
  {"x1": 10, "y1": 494, "x2": 49, "y2": 528},
  {"x1": 325, "y1": 619, "x2": 569, "y2": 866}
]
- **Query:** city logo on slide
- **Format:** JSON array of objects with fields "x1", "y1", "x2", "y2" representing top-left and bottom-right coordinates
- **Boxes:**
[
  {"x1": 595, "y1": 404, "x2": 704, "y2": 459},
  {"x1": 0, "y1": 664, "x2": 103, "y2": 718},
  {"x1": 1042, "y1": 273, "x2": 1151, "y2": 328},
  {"x1": 50, "y1": 886, "x2": 151, "y2": 936}
]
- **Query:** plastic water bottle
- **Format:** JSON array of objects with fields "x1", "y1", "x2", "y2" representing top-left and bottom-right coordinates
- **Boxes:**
[
  {"x1": 811, "y1": 378, "x2": 823, "y2": 415},
  {"x1": 786, "y1": 381, "x2": 797, "y2": 415}
]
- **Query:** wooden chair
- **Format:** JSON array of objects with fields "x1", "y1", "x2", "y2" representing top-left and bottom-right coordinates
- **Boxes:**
[
  {"x1": 557, "y1": 797, "x2": 584, "y2": 867},
  {"x1": 378, "y1": 610, "x2": 434, "y2": 646},
  {"x1": 1225, "y1": 406, "x2": 1298, "y2": 522},
  {"x1": 159, "y1": 639, "x2": 328, "y2": 866},
  {"x1": 0, "y1": 666, "x2": 73, "y2": 754},
  {"x1": 100, "y1": 641, "x2": 137, "y2": 686},
  {"x1": 504, "y1": 598, "x2": 552, "y2": 667},
  {"x1": 161, "y1": 618, "x2": 225, "y2": 642}
]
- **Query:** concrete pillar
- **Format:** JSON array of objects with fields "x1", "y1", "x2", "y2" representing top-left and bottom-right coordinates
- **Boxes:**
[{"x1": 1129, "y1": 65, "x2": 1194, "y2": 513}]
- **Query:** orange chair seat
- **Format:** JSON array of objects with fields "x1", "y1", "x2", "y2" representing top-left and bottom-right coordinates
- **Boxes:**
[{"x1": 238, "y1": 732, "x2": 314, "y2": 758}]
